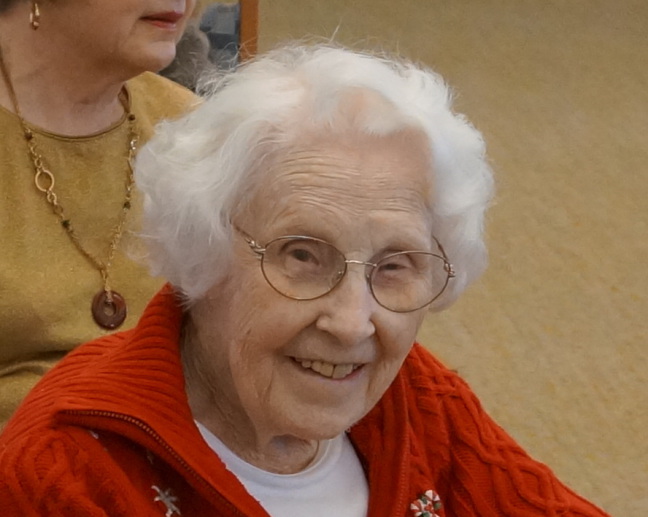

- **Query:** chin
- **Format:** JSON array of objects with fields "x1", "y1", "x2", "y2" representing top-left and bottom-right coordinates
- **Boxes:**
[
  {"x1": 139, "y1": 44, "x2": 179, "y2": 73},
  {"x1": 286, "y1": 411, "x2": 362, "y2": 441}
]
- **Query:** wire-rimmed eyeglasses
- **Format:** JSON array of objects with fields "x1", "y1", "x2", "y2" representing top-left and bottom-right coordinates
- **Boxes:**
[{"x1": 236, "y1": 227, "x2": 455, "y2": 313}]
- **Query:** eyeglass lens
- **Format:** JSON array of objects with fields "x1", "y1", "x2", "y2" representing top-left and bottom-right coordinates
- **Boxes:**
[{"x1": 259, "y1": 236, "x2": 449, "y2": 312}]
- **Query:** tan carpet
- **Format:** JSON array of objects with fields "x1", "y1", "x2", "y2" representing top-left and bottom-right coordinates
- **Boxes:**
[{"x1": 258, "y1": 1, "x2": 648, "y2": 515}]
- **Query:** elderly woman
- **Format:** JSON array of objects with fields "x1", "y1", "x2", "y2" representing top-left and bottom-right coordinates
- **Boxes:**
[
  {"x1": 0, "y1": 45, "x2": 609, "y2": 516},
  {"x1": 0, "y1": 0, "x2": 198, "y2": 425}
]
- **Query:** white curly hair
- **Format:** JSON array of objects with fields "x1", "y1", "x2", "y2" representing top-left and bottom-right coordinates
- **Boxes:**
[{"x1": 135, "y1": 43, "x2": 494, "y2": 308}]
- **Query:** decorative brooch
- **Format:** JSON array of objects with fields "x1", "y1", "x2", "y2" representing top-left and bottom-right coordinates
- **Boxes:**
[
  {"x1": 410, "y1": 489, "x2": 443, "y2": 517},
  {"x1": 152, "y1": 485, "x2": 182, "y2": 517}
]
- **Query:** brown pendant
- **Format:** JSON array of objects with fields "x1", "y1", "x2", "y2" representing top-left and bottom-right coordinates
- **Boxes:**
[{"x1": 91, "y1": 290, "x2": 127, "y2": 330}]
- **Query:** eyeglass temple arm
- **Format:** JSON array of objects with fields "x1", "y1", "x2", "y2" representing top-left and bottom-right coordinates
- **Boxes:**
[
  {"x1": 432, "y1": 236, "x2": 456, "y2": 278},
  {"x1": 233, "y1": 225, "x2": 265, "y2": 258}
]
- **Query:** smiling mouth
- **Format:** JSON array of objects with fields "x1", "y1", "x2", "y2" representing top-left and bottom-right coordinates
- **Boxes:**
[{"x1": 293, "y1": 358, "x2": 363, "y2": 380}]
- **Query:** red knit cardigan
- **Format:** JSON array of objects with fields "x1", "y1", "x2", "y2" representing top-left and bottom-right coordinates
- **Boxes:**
[{"x1": 0, "y1": 287, "x2": 609, "y2": 516}]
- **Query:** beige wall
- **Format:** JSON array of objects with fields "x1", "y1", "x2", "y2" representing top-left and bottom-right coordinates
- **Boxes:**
[{"x1": 258, "y1": 1, "x2": 648, "y2": 515}]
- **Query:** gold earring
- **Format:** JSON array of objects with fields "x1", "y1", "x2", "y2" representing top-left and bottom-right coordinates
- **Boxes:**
[{"x1": 29, "y1": 1, "x2": 40, "y2": 30}]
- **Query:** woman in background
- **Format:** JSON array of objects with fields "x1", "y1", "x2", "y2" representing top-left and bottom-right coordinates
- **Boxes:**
[
  {"x1": 0, "y1": 0, "x2": 198, "y2": 425},
  {"x1": 159, "y1": 0, "x2": 214, "y2": 91}
]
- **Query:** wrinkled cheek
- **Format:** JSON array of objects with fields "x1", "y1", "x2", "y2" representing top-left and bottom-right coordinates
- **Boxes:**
[
  {"x1": 231, "y1": 340, "x2": 277, "y2": 395},
  {"x1": 390, "y1": 315, "x2": 426, "y2": 355},
  {"x1": 367, "y1": 363, "x2": 400, "y2": 400},
  {"x1": 369, "y1": 340, "x2": 415, "y2": 397}
]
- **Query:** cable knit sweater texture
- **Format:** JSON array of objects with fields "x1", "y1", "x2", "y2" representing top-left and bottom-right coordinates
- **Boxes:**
[{"x1": 0, "y1": 287, "x2": 610, "y2": 516}]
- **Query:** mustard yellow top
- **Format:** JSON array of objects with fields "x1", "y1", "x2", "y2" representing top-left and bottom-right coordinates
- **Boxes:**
[{"x1": 0, "y1": 72, "x2": 196, "y2": 425}]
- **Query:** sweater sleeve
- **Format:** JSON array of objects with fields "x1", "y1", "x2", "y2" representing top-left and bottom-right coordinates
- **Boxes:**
[
  {"x1": 410, "y1": 345, "x2": 610, "y2": 516},
  {"x1": 0, "y1": 430, "x2": 126, "y2": 517}
]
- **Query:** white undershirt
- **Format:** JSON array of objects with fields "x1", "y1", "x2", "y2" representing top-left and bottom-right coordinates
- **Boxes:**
[{"x1": 196, "y1": 422, "x2": 369, "y2": 517}]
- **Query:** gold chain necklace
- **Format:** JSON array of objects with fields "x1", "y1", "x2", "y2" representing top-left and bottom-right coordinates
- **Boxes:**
[{"x1": 0, "y1": 48, "x2": 138, "y2": 330}]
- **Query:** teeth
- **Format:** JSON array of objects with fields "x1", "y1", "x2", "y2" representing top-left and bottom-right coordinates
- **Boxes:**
[
  {"x1": 332, "y1": 364, "x2": 355, "y2": 379},
  {"x1": 295, "y1": 358, "x2": 359, "y2": 379},
  {"x1": 315, "y1": 361, "x2": 334, "y2": 377}
]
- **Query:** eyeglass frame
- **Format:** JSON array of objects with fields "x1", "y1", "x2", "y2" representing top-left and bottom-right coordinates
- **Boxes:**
[{"x1": 234, "y1": 226, "x2": 456, "y2": 313}]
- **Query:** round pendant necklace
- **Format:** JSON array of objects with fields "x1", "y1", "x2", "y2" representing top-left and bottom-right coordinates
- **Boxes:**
[{"x1": 0, "y1": 48, "x2": 138, "y2": 330}]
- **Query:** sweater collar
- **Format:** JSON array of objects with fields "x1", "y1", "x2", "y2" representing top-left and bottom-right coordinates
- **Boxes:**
[{"x1": 54, "y1": 286, "x2": 267, "y2": 513}]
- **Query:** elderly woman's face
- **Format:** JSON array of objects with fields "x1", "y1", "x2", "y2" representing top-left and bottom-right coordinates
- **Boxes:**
[
  {"x1": 35, "y1": 0, "x2": 196, "y2": 74},
  {"x1": 190, "y1": 128, "x2": 434, "y2": 443}
]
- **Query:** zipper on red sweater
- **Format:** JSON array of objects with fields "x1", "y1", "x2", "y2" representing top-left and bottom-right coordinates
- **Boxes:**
[{"x1": 61, "y1": 409, "x2": 247, "y2": 517}]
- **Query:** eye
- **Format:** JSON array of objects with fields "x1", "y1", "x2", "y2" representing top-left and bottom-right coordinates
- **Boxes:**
[
  {"x1": 375, "y1": 253, "x2": 413, "y2": 278},
  {"x1": 269, "y1": 238, "x2": 338, "y2": 281},
  {"x1": 283, "y1": 241, "x2": 322, "y2": 266},
  {"x1": 264, "y1": 236, "x2": 345, "y2": 284},
  {"x1": 380, "y1": 252, "x2": 412, "y2": 269},
  {"x1": 379, "y1": 259, "x2": 407, "y2": 271},
  {"x1": 373, "y1": 252, "x2": 436, "y2": 288}
]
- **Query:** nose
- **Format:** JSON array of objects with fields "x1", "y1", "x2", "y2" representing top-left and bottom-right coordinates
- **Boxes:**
[{"x1": 315, "y1": 267, "x2": 377, "y2": 346}]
